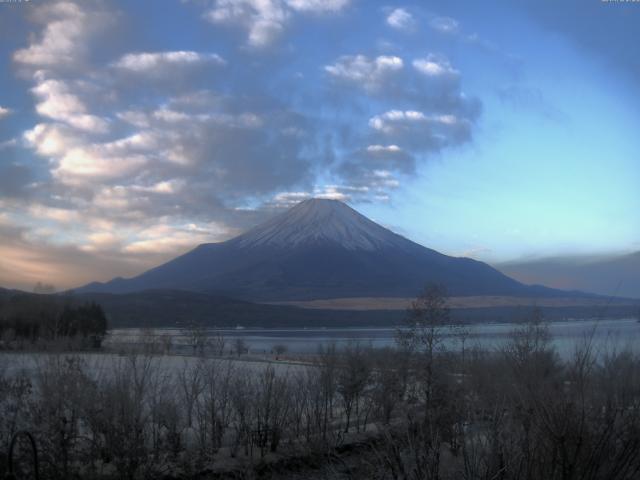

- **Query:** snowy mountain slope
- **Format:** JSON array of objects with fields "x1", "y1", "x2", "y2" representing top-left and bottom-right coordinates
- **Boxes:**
[{"x1": 77, "y1": 199, "x2": 571, "y2": 301}]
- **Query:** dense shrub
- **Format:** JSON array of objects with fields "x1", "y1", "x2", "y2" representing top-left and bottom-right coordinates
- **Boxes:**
[{"x1": 0, "y1": 293, "x2": 107, "y2": 348}]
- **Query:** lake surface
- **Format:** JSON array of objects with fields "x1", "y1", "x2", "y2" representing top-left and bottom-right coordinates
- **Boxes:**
[{"x1": 107, "y1": 318, "x2": 640, "y2": 358}]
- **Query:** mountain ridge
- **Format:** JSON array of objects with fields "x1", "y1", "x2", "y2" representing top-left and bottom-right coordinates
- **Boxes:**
[
  {"x1": 498, "y1": 251, "x2": 640, "y2": 299},
  {"x1": 76, "y1": 199, "x2": 585, "y2": 301}
]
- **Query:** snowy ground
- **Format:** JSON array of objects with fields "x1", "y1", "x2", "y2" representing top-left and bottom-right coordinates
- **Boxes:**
[{"x1": 0, "y1": 350, "x2": 311, "y2": 379}]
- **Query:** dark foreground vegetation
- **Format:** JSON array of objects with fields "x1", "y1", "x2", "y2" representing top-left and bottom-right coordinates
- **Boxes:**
[
  {"x1": 1, "y1": 286, "x2": 640, "y2": 479},
  {"x1": 0, "y1": 292, "x2": 107, "y2": 349},
  {"x1": 60, "y1": 289, "x2": 640, "y2": 327},
  {"x1": 1, "y1": 287, "x2": 638, "y2": 330}
]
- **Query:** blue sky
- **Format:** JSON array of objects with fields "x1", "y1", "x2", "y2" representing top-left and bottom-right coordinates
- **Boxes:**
[{"x1": 0, "y1": 0, "x2": 638, "y2": 290}]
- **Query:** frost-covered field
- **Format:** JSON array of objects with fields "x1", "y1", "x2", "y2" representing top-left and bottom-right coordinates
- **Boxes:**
[
  {"x1": 0, "y1": 348, "x2": 344, "y2": 478},
  {"x1": 4, "y1": 320, "x2": 640, "y2": 479},
  {"x1": 0, "y1": 351, "x2": 309, "y2": 379}
]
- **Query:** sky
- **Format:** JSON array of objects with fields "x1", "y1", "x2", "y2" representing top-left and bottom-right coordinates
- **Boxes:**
[{"x1": 0, "y1": 0, "x2": 639, "y2": 291}]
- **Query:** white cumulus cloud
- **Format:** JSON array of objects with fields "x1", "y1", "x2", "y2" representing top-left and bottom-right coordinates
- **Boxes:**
[
  {"x1": 202, "y1": 0, "x2": 350, "y2": 47},
  {"x1": 429, "y1": 16, "x2": 460, "y2": 35},
  {"x1": 31, "y1": 76, "x2": 109, "y2": 133},
  {"x1": 386, "y1": 8, "x2": 414, "y2": 30},
  {"x1": 286, "y1": 0, "x2": 349, "y2": 12},
  {"x1": 325, "y1": 55, "x2": 403, "y2": 92},
  {"x1": 368, "y1": 109, "x2": 471, "y2": 153},
  {"x1": 366, "y1": 144, "x2": 402, "y2": 153},
  {"x1": 24, "y1": 123, "x2": 81, "y2": 157},
  {"x1": 113, "y1": 51, "x2": 225, "y2": 74},
  {"x1": 369, "y1": 110, "x2": 427, "y2": 133},
  {"x1": 412, "y1": 54, "x2": 459, "y2": 77},
  {"x1": 54, "y1": 148, "x2": 148, "y2": 185},
  {"x1": 13, "y1": 1, "x2": 113, "y2": 70}
]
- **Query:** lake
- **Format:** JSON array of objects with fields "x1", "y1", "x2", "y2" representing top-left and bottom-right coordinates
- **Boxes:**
[{"x1": 107, "y1": 318, "x2": 640, "y2": 358}]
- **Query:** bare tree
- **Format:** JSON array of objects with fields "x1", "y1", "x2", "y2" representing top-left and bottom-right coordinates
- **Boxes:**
[
  {"x1": 209, "y1": 331, "x2": 226, "y2": 357},
  {"x1": 337, "y1": 342, "x2": 372, "y2": 432},
  {"x1": 186, "y1": 322, "x2": 208, "y2": 356},
  {"x1": 253, "y1": 365, "x2": 291, "y2": 455},
  {"x1": 233, "y1": 338, "x2": 248, "y2": 357},
  {"x1": 397, "y1": 284, "x2": 450, "y2": 412},
  {"x1": 376, "y1": 371, "x2": 401, "y2": 426},
  {"x1": 32, "y1": 355, "x2": 91, "y2": 478},
  {"x1": 316, "y1": 344, "x2": 339, "y2": 442},
  {"x1": 195, "y1": 360, "x2": 235, "y2": 456},
  {"x1": 273, "y1": 344, "x2": 287, "y2": 358},
  {"x1": 229, "y1": 371, "x2": 253, "y2": 457},
  {"x1": 178, "y1": 359, "x2": 204, "y2": 429}
]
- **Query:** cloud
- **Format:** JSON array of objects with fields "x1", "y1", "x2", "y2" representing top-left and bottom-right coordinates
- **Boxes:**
[
  {"x1": 337, "y1": 144, "x2": 410, "y2": 194},
  {"x1": 113, "y1": 51, "x2": 225, "y2": 74},
  {"x1": 267, "y1": 184, "x2": 370, "y2": 207},
  {"x1": 324, "y1": 51, "x2": 476, "y2": 115},
  {"x1": 28, "y1": 204, "x2": 80, "y2": 223},
  {"x1": 413, "y1": 54, "x2": 459, "y2": 77},
  {"x1": 368, "y1": 109, "x2": 472, "y2": 151},
  {"x1": 13, "y1": 0, "x2": 114, "y2": 70},
  {"x1": 325, "y1": 55, "x2": 403, "y2": 92},
  {"x1": 23, "y1": 92, "x2": 316, "y2": 228},
  {"x1": 362, "y1": 144, "x2": 414, "y2": 172},
  {"x1": 366, "y1": 144, "x2": 402, "y2": 153},
  {"x1": 108, "y1": 104, "x2": 312, "y2": 194},
  {"x1": 497, "y1": 84, "x2": 568, "y2": 122},
  {"x1": 429, "y1": 16, "x2": 460, "y2": 35},
  {"x1": 369, "y1": 110, "x2": 429, "y2": 131},
  {"x1": 286, "y1": 0, "x2": 349, "y2": 12},
  {"x1": 0, "y1": 139, "x2": 18, "y2": 150},
  {"x1": 16, "y1": 1, "x2": 317, "y2": 208},
  {"x1": 204, "y1": 0, "x2": 289, "y2": 48},
  {"x1": 386, "y1": 8, "x2": 415, "y2": 30},
  {"x1": 0, "y1": 106, "x2": 12, "y2": 119},
  {"x1": 54, "y1": 148, "x2": 149, "y2": 185},
  {"x1": 268, "y1": 191, "x2": 312, "y2": 208},
  {"x1": 29, "y1": 103, "x2": 296, "y2": 188},
  {"x1": 201, "y1": 0, "x2": 350, "y2": 47},
  {"x1": 31, "y1": 75, "x2": 109, "y2": 133},
  {"x1": 425, "y1": 14, "x2": 500, "y2": 55},
  {"x1": 81, "y1": 231, "x2": 121, "y2": 252},
  {"x1": 122, "y1": 222, "x2": 221, "y2": 254},
  {"x1": 322, "y1": 49, "x2": 479, "y2": 197},
  {"x1": 23, "y1": 123, "x2": 81, "y2": 157},
  {"x1": 0, "y1": 211, "x2": 234, "y2": 289}
]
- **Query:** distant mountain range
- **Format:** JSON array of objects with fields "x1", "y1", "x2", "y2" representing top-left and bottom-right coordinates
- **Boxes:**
[
  {"x1": 497, "y1": 252, "x2": 640, "y2": 300},
  {"x1": 77, "y1": 199, "x2": 571, "y2": 301}
]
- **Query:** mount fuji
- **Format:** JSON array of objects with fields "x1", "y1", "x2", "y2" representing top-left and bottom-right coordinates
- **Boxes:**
[{"x1": 78, "y1": 199, "x2": 566, "y2": 301}]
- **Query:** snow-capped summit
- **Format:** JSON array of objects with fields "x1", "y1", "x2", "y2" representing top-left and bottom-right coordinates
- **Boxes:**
[{"x1": 234, "y1": 198, "x2": 404, "y2": 251}]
